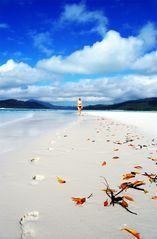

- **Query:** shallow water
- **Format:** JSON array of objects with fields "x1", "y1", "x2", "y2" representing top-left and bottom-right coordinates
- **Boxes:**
[{"x1": 0, "y1": 109, "x2": 76, "y2": 155}]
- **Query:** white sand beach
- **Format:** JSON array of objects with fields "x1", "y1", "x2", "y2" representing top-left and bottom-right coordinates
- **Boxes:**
[{"x1": 0, "y1": 111, "x2": 157, "y2": 239}]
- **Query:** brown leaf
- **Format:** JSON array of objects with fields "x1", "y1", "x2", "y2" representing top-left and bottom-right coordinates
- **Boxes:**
[
  {"x1": 112, "y1": 156, "x2": 120, "y2": 159},
  {"x1": 120, "y1": 200, "x2": 128, "y2": 208},
  {"x1": 121, "y1": 228, "x2": 141, "y2": 239},
  {"x1": 151, "y1": 196, "x2": 157, "y2": 200},
  {"x1": 101, "y1": 161, "x2": 107, "y2": 166},
  {"x1": 57, "y1": 177, "x2": 66, "y2": 184},
  {"x1": 134, "y1": 166, "x2": 143, "y2": 169},
  {"x1": 72, "y1": 197, "x2": 86, "y2": 205},
  {"x1": 123, "y1": 173, "x2": 135, "y2": 180},
  {"x1": 123, "y1": 195, "x2": 135, "y2": 202}
]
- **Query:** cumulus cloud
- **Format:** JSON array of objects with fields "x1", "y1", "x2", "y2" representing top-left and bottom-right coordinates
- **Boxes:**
[
  {"x1": 60, "y1": 3, "x2": 108, "y2": 36},
  {"x1": 133, "y1": 50, "x2": 157, "y2": 74},
  {"x1": 0, "y1": 22, "x2": 157, "y2": 104},
  {"x1": 37, "y1": 30, "x2": 146, "y2": 74},
  {"x1": 0, "y1": 59, "x2": 57, "y2": 90},
  {"x1": 1, "y1": 73, "x2": 157, "y2": 104}
]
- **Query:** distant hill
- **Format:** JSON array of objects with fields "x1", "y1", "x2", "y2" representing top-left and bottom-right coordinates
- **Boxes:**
[
  {"x1": 84, "y1": 97, "x2": 157, "y2": 111},
  {"x1": 0, "y1": 98, "x2": 157, "y2": 111},
  {"x1": 0, "y1": 99, "x2": 75, "y2": 110}
]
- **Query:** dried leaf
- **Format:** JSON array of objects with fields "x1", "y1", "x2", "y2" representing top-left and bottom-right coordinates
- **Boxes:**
[
  {"x1": 133, "y1": 181, "x2": 145, "y2": 187},
  {"x1": 112, "y1": 156, "x2": 120, "y2": 159},
  {"x1": 101, "y1": 161, "x2": 107, "y2": 166},
  {"x1": 120, "y1": 200, "x2": 128, "y2": 208},
  {"x1": 151, "y1": 196, "x2": 157, "y2": 200},
  {"x1": 121, "y1": 228, "x2": 141, "y2": 239},
  {"x1": 114, "y1": 148, "x2": 119, "y2": 151},
  {"x1": 72, "y1": 197, "x2": 86, "y2": 205},
  {"x1": 101, "y1": 188, "x2": 117, "y2": 193},
  {"x1": 123, "y1": 195, "x2": 135, "y2": 202},
  {"x1": 123, "y1": 173, "x2": 135, "y2": 180},
  {"x1": 104, "y1": 199, "x2": 108, "y2": 206},
  {"x1": 134, "y1": 166, "x2": 143, "y2": 169},
  {"x1": 57, "y1": 177, "x2": 66, "y2": 184},
  {"x1": 119, "y1": 183, "x2": 130, "y2": 191}
]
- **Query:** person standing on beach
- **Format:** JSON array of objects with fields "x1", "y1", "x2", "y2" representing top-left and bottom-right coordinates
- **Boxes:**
[{"x1": 77, "y1": 98, "x2": 83, "y2": 115}]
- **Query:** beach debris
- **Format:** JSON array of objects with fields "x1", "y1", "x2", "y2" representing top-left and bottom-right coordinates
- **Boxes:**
[
  {"x1": 72, "y1": 193, "x2": 93, "y2": 205},
  {"x1": 101, "y1": 161, "x2": 107, "y2": 166},
  {"x1": 119, "y1": 181, "x2": 147, "y2": 193},
  {"x1": 32, "y1": 175, "x2": 45, "y2": 184},
  {"x1": 113, "y1": 141, "x2": 122, "y2": 145},
  {"x1": 101, "y1": 188, "x2": 117, "y2": 193},
  {"x1": 101, "y1": 177, "x2": 137, "y2": 215},
  {"x1": 121, "y1": 228, "x2": 141, "y2": 239},
  {"x1": 57, "y1": 177, "x2": 66, "y2": 184},
  {"x1": 151, "y1": 196, "x2": 157, "y2": 200},
  {"x1": 64, "y1": 135, "x2": 68, "y2": 137},
  {"x1": 114, "y1": 148, "x2": 119, "y2": 151},
  {"x1": 30, "y1": 157, "x2": 40, "y2": 163},
  {"x1": 112, "y1": 156, "x2": 120, "y2": 160},
  {"x1": 103, "y1": 199, "x2": 108, "y2": 206},
  {"x1": 142, "y1": 172, "x2": 157, "y2": 183},
  {"x1": 147, "y1": 156, "x2": 157, "y2": 162},
  {"x1": 19, "y1": 211, "x2": 39, "y2": 239},
  {"x1": 134, "y1": 166, "x2": 143, "y2": 169},
  {"x1": 122, "y1": 171, "x2": 140, "y2": 180}
]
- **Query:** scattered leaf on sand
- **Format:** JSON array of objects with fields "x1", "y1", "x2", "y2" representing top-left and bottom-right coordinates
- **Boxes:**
[
  {"x1": 104, "y1": 199, "x2": 108, "y2": 206},
  {"x1": 112, "y1": 156, "x2": 120, "y2": 159},
  {"x1": 72, "y1": 197, "x2": 86, "y2": 205},
  {"x1": 101, "y1": 161, "x2": 107, "y2": 166},
  {"x1": 151, "y1": 196, "x2": 157, "y2": 200},
  {"x1": 121, "y1": 228, "x2": 141, "y2": 239},
  {"x1": 134, "y1": 166, "x2": 143, "y2": 169},
  {"x1": 123, "y1": 195, "x2": 135, "y2": 202},
  {"x1": 101, "y1": 188, "x2": 117, "y2": 193},
  {"x1": 120, "y1": 200, "x2": 128, "y2": 208},
  {"x1": 57, "y1": 177, "x2": 66, "y2": 184},
  {"x1": 114, "y1": 148, "x2": 119, "y2": 151},
  {"x1": 133, "y1": 181, "x2": 145, "y2": 187},
  {"x1": 123, "y1": 173, "x2": 135, "y2": 180}
]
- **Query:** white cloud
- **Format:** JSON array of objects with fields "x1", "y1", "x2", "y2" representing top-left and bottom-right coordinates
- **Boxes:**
[
  {"x1": 60, "y1": 3, "x2": 108, "y2": 36},
  {"x1": 138, "y1": 22, "x2": 157, "y2": 50},
  {"x1": 0, "y1": 23, "x2": 157, "y2": 104},
  {"x1": 37, "y1": 30, "x2": 144, "y2": 74},
  {"x1": 133, "y1": 51, "x2": 157, "y2": 74},
  {"x1": 31, "y1": 32, "x2": 53, "y2": 56},
  {"x1": 37, "y1": 23, "x2": 157, "y2": 75},
  {"x1": 0, "y1": 73, "x2": 157, "y2": 104},
  {"x1": 0, "y1": 59, "x2": 57, "y2": 89}
]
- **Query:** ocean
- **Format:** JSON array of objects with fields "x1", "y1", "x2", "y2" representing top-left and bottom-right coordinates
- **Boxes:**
[{"x1": 0, "y1": 109, "x2": 76, "y2": 155}]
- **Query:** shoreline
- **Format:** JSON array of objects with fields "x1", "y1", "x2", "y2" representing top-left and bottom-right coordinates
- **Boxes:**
[{"x1": 0, "y1": 112, "x2": 157, "y2": 239}]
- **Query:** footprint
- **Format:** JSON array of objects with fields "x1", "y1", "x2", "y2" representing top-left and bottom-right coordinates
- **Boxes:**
[
  {"x1": 19, "y1": 211, "x2": 39, "y2": 239},
  {"x1": 31, "y1": 175, "x2": 45, "y2": 185},
  {"x1": 48, "y1": 147, "x2": 54, "y2": 151},
  {"x1": 30, "y1": 157, "x2": 40, "y2": 163}
]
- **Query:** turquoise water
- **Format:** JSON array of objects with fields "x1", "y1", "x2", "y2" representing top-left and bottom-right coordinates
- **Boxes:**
[{"x1": 0, "y1": 109, "x2": 76, "y2": 155}]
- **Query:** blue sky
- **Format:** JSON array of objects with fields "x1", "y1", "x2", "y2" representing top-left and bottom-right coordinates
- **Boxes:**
[{"x1": 0, "y1": 0, "x2": 157, "y2": 105}]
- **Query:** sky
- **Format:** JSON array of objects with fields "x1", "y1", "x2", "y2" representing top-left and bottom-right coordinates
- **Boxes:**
[{"x1": 0, "y1": 0, "x2": 157, "y2": 105}]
